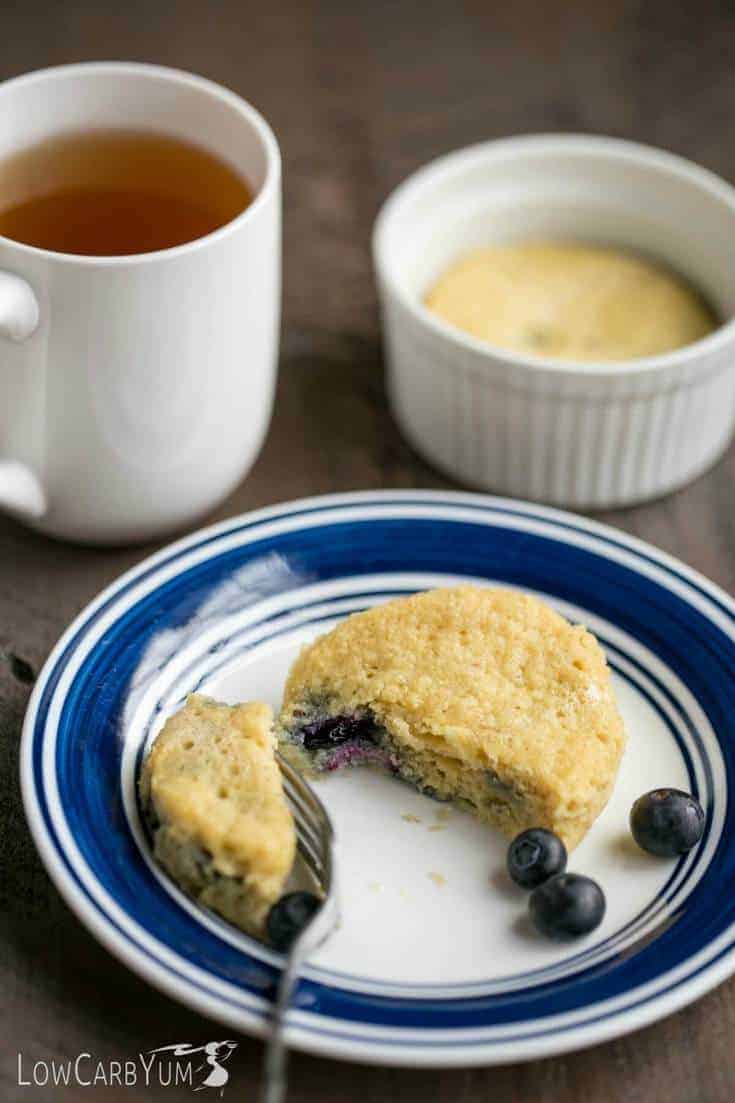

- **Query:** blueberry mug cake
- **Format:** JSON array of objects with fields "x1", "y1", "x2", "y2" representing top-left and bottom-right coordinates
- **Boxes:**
[
  {"x1": 425, "y1": 241, "x2": 717, "y2": 362},
  {"x1": 140, "y1": 695, "x2": 295, "y2": 937},
  {"x1": 279, "y1": 586, "x2": 625, "y2": 849}
]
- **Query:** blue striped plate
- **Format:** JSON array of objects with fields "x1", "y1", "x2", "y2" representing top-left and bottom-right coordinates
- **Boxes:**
[{"x1": 21, "y1": 491, "x2": 735, "y2": 1066}]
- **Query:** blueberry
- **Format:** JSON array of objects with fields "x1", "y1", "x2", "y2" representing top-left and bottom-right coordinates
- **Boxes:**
[
  {"x1": 529, "y1": 873, "x2": 605, "y2": 940},
  {"x1": 266, "y1": 892, "x2": 321, "y2": 952},
  {"x1": 507, "y1": 828, "x2": 567, "y2": 889},
  {"x1": 630, "y1": 788, "x2": 704, "y2": 857},
  {"x1": 301, "y1": 714, "x2": 375, "y2": 752}
]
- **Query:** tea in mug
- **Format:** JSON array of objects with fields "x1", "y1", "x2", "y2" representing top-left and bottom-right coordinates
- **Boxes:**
[{"x1": 0, "y1": 129, "x2": 253, "y2": 255}]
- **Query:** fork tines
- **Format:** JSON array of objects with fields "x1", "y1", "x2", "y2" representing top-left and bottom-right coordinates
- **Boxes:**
[{"x1": 276, "y1": 753, "x2": 334, "y2": 893}]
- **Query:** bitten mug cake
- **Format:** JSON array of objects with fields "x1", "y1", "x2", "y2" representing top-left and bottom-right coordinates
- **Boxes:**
[{"x1": 279, "y1": 586, "x2": 626, "y2": 850}]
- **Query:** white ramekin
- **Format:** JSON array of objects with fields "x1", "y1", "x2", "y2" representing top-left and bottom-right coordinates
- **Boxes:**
[{"x1": 373, "y1": 135, "x2": 735, "y2": 508}]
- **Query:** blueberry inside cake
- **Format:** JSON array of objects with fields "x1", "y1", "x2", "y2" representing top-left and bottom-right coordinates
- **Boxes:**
[
  {"x1": 140, "y1": 695, "x2": 295, "y2": 936},
  {"x1": 279, "y1": 586, "x2": 626, "y2": 849}
]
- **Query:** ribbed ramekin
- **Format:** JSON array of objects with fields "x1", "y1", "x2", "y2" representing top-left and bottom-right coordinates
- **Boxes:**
[{"x1": 373, "y1": 135, "x2": 735, "y2": 508}]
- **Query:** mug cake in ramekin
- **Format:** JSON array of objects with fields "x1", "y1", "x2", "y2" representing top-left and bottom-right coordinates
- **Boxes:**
[{"x1": 373, "y1": 135, "x2": 735, "y2": 508}]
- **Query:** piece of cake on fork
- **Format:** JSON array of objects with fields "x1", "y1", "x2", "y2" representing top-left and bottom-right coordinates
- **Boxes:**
[{"x1": 140, "y1": 695, "x2": 295, "y2": 936}]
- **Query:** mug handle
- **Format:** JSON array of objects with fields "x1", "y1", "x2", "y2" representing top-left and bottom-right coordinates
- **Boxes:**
[{"x1": 0, "y1": 271, "x2": 46, "y2": 519}]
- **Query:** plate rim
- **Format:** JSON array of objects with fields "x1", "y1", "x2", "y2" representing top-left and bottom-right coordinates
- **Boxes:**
[{"x1": 20, "y1": 489, "x2": 735, "y2": 1066}]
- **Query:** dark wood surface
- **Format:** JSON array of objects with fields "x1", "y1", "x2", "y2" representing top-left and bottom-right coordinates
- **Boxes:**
[{"x1": 3, "y1": 2, "x2": 735, "y2": 1099}]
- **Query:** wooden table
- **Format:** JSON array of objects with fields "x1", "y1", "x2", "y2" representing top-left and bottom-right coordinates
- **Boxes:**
[{"x1": 2, "y1": 2, "x2": 735, "y2": 1099}]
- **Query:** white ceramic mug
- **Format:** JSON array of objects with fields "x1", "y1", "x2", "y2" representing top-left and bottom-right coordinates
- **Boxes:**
[{"x1": 0, "y1": 62, "x2": 280, "y2": 544}]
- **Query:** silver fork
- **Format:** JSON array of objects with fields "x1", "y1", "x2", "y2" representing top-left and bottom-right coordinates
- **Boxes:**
[{"x1": 260, "y1": 755, "x2": 339, "y2": 1103}]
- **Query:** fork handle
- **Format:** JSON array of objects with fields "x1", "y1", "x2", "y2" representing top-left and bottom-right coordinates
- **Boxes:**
[
  {"x1": 260, "y1": 890, "x2": 340, "y2": 1103},
  {"x1": 261, "y1": 943, "x2": 307, "y2": 1103}
]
